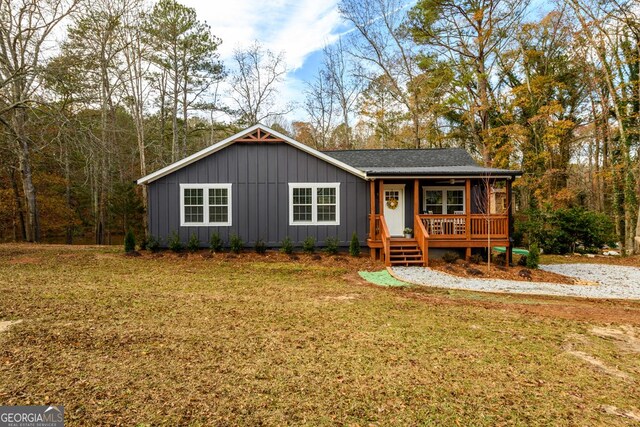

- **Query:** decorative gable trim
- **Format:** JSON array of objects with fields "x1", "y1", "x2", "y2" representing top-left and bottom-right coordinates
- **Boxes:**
[{"x1": 137, "y1": 124, "x2": 367, "y2": 185}]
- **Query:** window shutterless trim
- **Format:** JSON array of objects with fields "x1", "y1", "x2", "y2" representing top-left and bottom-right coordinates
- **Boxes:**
[
  {"x1": 422, "y1": 186, "x2": 466, "y2": 214},
  {"x1": 180, "y1": 183, "x2": 232, "y2": 226},
  {"x1": 288, "y1": 183, "x2": 340, "y2": 226}
]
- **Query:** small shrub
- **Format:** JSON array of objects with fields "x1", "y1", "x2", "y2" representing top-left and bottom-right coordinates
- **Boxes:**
[
  {"x1": 280, "y1": 236, "x2": 294, "y2": 254},
  {"x1": 187, "y1": 232, "x2": 200, "y2": 252},
  {"x1": 469, "y1": 253, "x2": 483, "y2": 264},
  {"x1": 229, "y1": 234, "x2": 244, "y2": 254},
  {"x1": 167, "y1": 231, "x2": 183, "y2": 252},
  {"x1": 324, "y1": 237, "x2": 340, "y2": 255},
  {"x1": 138, "y1": 235, "x2": 148, "y2": 251},
  {"x1": 493, "y1": 252, "x2": 506, "y2": 266},
  {"x1": 124, "y1": 229, "x2": 136, "y2": 253},
  {"x1": 254, "y1": 238, "x2": 267, "y2": 254},
  {"x1": 302, "y1": 236, "x2": 316, "y2": 253},
  {"x1": 527, "y1": 243, "x2": 540, "y2": 269},
  {"x1": 442, "y1": 251, "x2": 459, "y2": 264},
  {"x1": 147, "y1": 235, "x2": 161, "y2": 253},
  {"x1": 349, "y1": 232, "x2": 361, "y2": 257},
  {"x1": 209, "y1": 233, "x2": 223, "y2": 252}
]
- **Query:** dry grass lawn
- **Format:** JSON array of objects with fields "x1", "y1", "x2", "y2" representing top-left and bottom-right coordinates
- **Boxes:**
[{"x1": 1, "y1": 244, "x2": 640, "y2": 426}]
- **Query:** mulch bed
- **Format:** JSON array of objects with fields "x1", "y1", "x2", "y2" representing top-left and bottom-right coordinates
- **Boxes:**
[{"x1": 428, "y1": 259, "x2": 578, "y2": 284}]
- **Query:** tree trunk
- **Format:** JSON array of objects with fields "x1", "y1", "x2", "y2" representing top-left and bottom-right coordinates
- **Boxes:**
[
  {"x1": 9, "y1": 167, "x2": 26, "y2": 241},
  {"x1": 12, "y1": 109, "x2": 40, "y2": 242}
]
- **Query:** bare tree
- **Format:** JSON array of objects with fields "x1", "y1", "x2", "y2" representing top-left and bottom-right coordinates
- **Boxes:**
[
  {"x1": 303, "y1": 68, "x2": 335, "y2": 149},
  {"x1": 323, "y1": 38, "x2": 362, "y2": 148},
  {"x1": 339, "y1": 0, "x2": 424, "y2": 148},
  {"x1": 229, "y1": 42, "x2": 291, "y2": 126},
  {"x1": 121, "y1": 0, "x2": 151, "y2": 237},
  {"x1": 0, "y1": 0, "x2": 79, "y2": 242}
]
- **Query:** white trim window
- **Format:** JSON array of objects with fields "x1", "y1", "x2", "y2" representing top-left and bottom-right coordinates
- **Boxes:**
[
  {"x1": 423, "y1": 186, "x2": 465, "y2": 214},
  {"x1": 180, "y1": 184, "x2": 232, "y2": 226},
  {"x1": 289, "y1": 183, "x2": 340, "y2": 225}
]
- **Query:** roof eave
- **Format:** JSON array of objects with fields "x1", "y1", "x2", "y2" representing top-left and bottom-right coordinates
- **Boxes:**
[{"x1": 137, "y1": 124, "x2": 367, "y2": 184}]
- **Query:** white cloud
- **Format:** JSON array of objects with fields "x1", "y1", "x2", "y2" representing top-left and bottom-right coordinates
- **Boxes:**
[{"x1": 181, "y1": 0, "x2": 346, "y2": 122}]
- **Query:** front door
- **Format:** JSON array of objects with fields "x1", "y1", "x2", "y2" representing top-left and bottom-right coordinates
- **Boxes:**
[{"x1": 383, "y1": 184, "x2": 405, "y2": 236}]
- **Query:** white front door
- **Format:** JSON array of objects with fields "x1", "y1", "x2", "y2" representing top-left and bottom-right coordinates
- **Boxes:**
[{"x1": 383, "y1": 184, "x2": 405, "y2": 236}]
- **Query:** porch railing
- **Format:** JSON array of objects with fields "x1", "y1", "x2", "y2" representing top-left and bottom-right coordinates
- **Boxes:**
[
  {"x1": 414, "y1": 214, "x2": 429, "y2": 266},
  {"x1": 417, "y1": 214, "x2": 508, "y2": 240},
  {"x1": 379, "y1": 215, "x2": 391, "y2": 266}
]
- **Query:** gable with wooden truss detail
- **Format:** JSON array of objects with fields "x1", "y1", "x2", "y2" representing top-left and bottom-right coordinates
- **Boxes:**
[
  {"x1": 233, "y1": 127, "x2": 284, "y2": 143},
  {"x1": 137, "y1": 123, "x2": 367, "y2": 184}
]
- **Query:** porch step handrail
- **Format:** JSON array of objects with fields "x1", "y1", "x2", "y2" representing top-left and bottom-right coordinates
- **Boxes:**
[
  {"x1": 414, "y1": 214, "x2": 429, "y2": 267},
  {"x1": 379, "y1": 214, "x2": 391, "y2": 266}
]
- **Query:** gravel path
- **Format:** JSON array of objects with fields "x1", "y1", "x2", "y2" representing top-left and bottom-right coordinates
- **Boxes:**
[{"x1": 391, "y1": 264, "x2": 640, "y2": 300}]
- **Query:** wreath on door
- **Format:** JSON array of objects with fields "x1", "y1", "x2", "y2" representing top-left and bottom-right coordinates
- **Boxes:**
[{"x1": 386, "y1": 197, "x2": 399, "y2": 210}]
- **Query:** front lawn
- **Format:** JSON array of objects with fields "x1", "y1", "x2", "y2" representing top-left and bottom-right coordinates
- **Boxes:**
[{"x1": 1, "y1": 245, "x2": 639, "y2": 425}]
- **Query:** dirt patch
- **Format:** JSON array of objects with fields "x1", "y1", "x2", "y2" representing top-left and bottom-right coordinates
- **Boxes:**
[
  {"x1": 139, "y1": 249, "x2": 383, "y2": 270},
  {"x1": 429, "y1": 259, "x2": 577, "y2": 284},
  {"x1": 590, "y1": 325, "x2": 640, "y2": 353},
  {"x1": 400, "y1": 286, "x2": 640, "y2": 325},
  {"x1": 543, "y1": 254, "x2": 640, "y2": 267},
  {"x1": 0, "y1": 320, "x2": 22, "y2": 333},
  {"x1": 562, "y1": 337, "x2": 631, "y2": 380},
  {"x1": 601, "y1": 405, "x2": 640, "y2": 422}
]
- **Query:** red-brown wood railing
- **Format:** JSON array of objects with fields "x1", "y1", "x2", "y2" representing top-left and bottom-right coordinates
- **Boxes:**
[
  {"x1": 417, "y1": 214, "x2": 508, "y2": 240},
  {"x1": 414, "y1": 214, "x2": 430, "y2": 266},
  {"x1": 379, "y1": 215, "x2": 391, "y2": 266}
]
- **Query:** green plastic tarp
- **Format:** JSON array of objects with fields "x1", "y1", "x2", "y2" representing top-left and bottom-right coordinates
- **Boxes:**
[{"x1": 493, "y1": 246, "x2": 529, "y2": 256}]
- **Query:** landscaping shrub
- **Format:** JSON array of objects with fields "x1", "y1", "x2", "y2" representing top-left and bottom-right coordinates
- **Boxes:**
[
  {"x1": 138, "y1": 235, "x2": 148, "y2": 251},
  {"x1": 469, "y1": 253, "x2": 483, "y2": 264},
  {"x1": 493, "y1": 252, "x2": 506, "y2": 266},
  {"x1": 167, "y1": 231, "x2": 183, "y2": 252},
  {"x1": 516, "y1": 206, "x2": 616, "y2": 254},
  {"x1": 147, "y1": 235, "x2": 161, "y2": 253},
  {"x1": 254, "y1": 238, "x2": 267, "y2": 254},
  {"x1": 280, "y1": 236, "x2": 294, "y2": 254},
  {"x1": 302, "y1": 236, "x2": 316, "y2": 253},
  {"x1": 527, "y1": 243, "x2": 540, "y2": 269},
  {"x1": 442, "y1": 251, "x2": 459, "y2": 264},
  {"x1": 187, "y1": 233, "x2": 200, "y2": 252},
  {"x1": 230, "y1": 234, "x2": 244, "y2": 254},
  {"x1": 124, "y1": 229, "x2": 136, "y2": 253},
  {"x1": 518, "y1": 255, "x2": 528, "y2": 266},
  {"x1": 209, "y1": 233, "x2": 223, "y2": 252},
  {"x1": 324, "y1": 237, "x2": 340, "y2": 255},
  {"x1": 349, "y1": 232, "x2": 361, "y2": 257}
]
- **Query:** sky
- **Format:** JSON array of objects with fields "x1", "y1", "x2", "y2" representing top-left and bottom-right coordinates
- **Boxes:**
[
  {"x1": 177, "y1": 0, "x2": 555, "y2": 124},
  {"x1": 180, "y1": 0, "x2": 353, "y2": 123}
]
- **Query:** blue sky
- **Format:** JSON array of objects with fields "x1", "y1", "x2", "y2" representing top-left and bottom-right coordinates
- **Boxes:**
[
  {"x1": 180, "y1": 0, "x2": 351, "y2": 121},
  {"x1": 182, "y1": 0, "x2": 556, "y2": 123}
]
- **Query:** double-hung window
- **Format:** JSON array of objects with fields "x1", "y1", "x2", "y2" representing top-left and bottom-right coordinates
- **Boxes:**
[
  {"x1": 423, "y1": 187, "x2": 465, "y2": 214},
  {"x1": 289, "y1": 183, "x2": 340, "y2": 225},
  {"x1": 180, "y1": 184, "x2": 232, "y2": 226}
]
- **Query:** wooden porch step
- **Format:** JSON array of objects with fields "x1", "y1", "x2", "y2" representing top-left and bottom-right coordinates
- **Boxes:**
[{"x1": 389, "y1": 238, "x2": 424, "y2": 266}]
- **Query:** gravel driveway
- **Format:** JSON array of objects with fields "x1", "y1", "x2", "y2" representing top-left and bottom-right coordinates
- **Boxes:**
[{"x1": 392, "y1": 264, "x2": 640, "y2": 300}]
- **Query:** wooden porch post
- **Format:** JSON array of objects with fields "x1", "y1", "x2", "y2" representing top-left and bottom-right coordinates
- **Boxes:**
[
  {"x1": 506, "y1": 178, "x2": 513, "y2": 266},
  {"x1": 413, "y1": 179, "x2": 419, "y2": 223},
  {"x1": 369, "y1": 180, "x2": 376, "y2": 260},
  {"x1": 379, "y1": 180, "x2": 385, "y2": 263},
  {"x1": 379, "y1": 180, "x2": 385, "y2": 218},
  {"x1": 465, "y1": 178, "x2": 471, "y2": 260}
]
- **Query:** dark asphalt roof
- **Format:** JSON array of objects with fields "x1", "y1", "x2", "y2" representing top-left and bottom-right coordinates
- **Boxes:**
[{"x1": 323, "y1": 148, "x2": 521, "y2": 176}]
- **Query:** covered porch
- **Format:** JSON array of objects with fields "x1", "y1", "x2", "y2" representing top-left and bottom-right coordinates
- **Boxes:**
[{"x1": 367, "y1": 177, "x2": 514, "y2": 266}]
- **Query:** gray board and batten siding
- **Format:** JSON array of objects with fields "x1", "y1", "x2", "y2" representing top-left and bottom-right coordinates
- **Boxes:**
[{"x1": 147, "y1": 142, "x2": 370, "y2": 247}]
